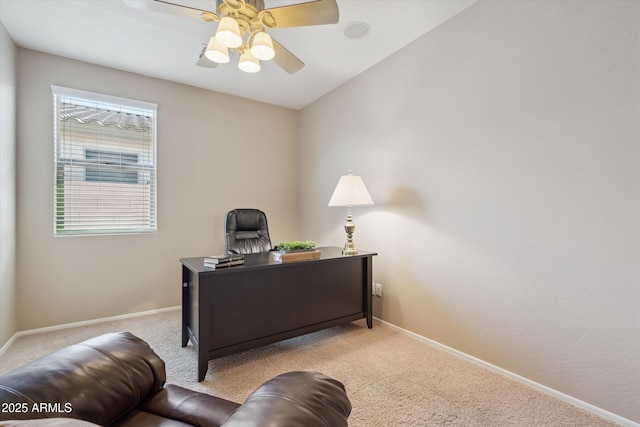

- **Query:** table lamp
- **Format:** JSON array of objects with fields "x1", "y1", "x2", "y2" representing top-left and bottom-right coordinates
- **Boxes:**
[{"x1": 328, "y1": 171, "x2": 374, "y2": 255}]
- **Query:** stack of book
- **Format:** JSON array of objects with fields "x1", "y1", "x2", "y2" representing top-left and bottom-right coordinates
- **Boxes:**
[{"x1": 203, "y1": 253, "x2": 244, "y2": 269}]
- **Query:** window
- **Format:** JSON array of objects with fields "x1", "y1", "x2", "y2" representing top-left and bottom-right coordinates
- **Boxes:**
[
  {"x1": 52, "y1": 86, "x2": 157, "y2": 235},
  {"x1": 84, "y1": 150, "x2": 140, "y2": 184}
]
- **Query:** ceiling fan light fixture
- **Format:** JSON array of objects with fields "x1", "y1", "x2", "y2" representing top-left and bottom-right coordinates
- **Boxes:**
[
  {"x1": 216, "y1": 16, "x2": 243, "y2": 48},
  {"x1": 205, "y1": 36, "x2": 230, "y2": 63},
  {"x1": 238, "y1": 50, "x2": 261, "y2": 73},
  {"x1": 250, "y1": 31, "x2": 275, "y2": 61}
]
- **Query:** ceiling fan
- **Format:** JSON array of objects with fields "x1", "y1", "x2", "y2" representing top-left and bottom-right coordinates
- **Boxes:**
[{"x1": 124, "y1": 0, "x2": 339, "y2": 74}]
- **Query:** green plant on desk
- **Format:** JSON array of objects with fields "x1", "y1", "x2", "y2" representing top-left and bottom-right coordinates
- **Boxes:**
[{"x1": 276, "y1": 240, "x2": 317, "y2": 251}]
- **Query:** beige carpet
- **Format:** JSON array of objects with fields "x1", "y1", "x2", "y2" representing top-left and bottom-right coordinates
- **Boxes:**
[{"x1": 0, "y1": 310, "x2": 616, "y2": 426}]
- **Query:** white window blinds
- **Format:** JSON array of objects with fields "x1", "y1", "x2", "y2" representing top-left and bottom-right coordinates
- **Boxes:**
[{"x1": 52, "y1": 86, "x2": 157, "y2": 235}]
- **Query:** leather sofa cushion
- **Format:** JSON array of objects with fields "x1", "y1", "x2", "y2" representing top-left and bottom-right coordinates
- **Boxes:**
[
  {"x1": 133, "y1": 384, "x2": 240, "y2": 427},
  {"x1": 111, "y1": 410, "x2": 193, "y2": 426},
  {"x1": 0, "y1": 420, "x2": 100, "y2": 427}
]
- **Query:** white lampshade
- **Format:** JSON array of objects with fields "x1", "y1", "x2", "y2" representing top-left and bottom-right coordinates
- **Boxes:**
[
  {"x1": 216, "y1": 17, "x2": 242, "y2": 48},
  {"x1": 328, "y1": 174, "x2": 374, "y2": 207},
  {"x1": 205, "y1": 36, "x2": 230, "y2": 63},
  {"x1": 250, "y1": 31, "x2": 275, "y2": 61},
  {"x1": 238, "y1": 50, "x2": 261, "y2": 73}
]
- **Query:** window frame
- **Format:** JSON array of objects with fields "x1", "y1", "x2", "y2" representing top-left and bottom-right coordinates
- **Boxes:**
[{"x1": 52, "y1": 85, "x2": 158, "y2": 236}]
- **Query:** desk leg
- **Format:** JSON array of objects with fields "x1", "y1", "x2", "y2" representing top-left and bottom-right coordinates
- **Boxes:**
[
  {"x1": 198, "y1": 354, "x2": 208, "y2": 382},
  {"x1": 181, "y1": 267, "x2": 189, "y2": 347},
  {"x1": 196, "y1": 272, "x2": 209, "y2": 382},
  {"x1": 365, "y1": 256, "x2": 373, "y2": 329}
]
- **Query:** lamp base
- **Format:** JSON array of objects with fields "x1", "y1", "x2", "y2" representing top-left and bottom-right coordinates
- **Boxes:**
[
  {"x1": 342, "y1": 245, "x2": 358, "y2": 256},
  {"x1": 342, "y1": 211, "x2": 358, "y2": 256}
]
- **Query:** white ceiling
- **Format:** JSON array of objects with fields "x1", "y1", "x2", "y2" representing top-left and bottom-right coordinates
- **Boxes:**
[{"x1": 0, "y1": 0, "x2": 476, "y2": 109}]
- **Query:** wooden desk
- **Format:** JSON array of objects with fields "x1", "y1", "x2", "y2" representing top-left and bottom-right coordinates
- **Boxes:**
[{"x1": 180, "y1": 246, "x2": 376, "y2": 381}]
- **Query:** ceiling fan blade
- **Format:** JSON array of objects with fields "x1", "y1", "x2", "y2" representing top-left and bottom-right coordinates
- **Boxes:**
[
  {"x1": 271, "y1": 38, "x2": 304, "y2": 74},
  {"x1": 263, "y1": 0, "x2": 339, "y2": 29},
  {"x1": 123, "y1": 0, "x2": 217, "y2": 21},
  {"x1": 196, "y1": 44, "x2": 219, "y2": 68}
]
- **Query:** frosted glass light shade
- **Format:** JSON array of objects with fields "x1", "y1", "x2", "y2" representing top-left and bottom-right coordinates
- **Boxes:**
[
  {"x1": 205, "y1": 36, "x2": 230, "y2": 63},
  {"x1": 250, "y1": 31, "x2": 275, "y2": 61},
  {"x1": 328, "y1": 175, "x2": 374, "y2": 206},
  {"x1": 216, "y1": 17, "x2": 242, "y2": 48},
  {"x1": 238, "y1": 50, "x2": 261, "y2": 73}
]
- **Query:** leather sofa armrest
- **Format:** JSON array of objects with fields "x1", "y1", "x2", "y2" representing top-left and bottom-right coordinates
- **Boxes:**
[
  {"x1": 138, "y1": 384, "x2": 240, "y2": 427},
  {"x1": 0, "y1": 332, "x2": 165, "y2": 426},
  {"x1": 222, "y1": 371, "x2": 351, "y2": 427}
]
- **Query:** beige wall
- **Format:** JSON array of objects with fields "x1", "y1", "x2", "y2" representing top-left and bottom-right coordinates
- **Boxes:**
[
  {"x1": 0, "y1": 22, "x2": 17, "y2": 348},
  {"x1": 299, "y1": 0, "x2": 639, "y2": 423},
  {"x1": 15, "y1": 49, "x2": 300, "y2": 331}
]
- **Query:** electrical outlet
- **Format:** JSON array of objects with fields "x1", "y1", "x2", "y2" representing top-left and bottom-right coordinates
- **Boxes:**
[{"x1": 374, "y1": 282, "x2": 382, "y2": 297}]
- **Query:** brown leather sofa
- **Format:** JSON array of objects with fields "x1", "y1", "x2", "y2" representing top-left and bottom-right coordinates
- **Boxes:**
[{"x1": 0, "y1": 332, "x2": 351, "y2": 426}]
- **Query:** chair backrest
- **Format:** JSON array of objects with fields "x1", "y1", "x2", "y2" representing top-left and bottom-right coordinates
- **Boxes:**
[{"x1": 225, "y1": 209, "x2": 272, "y2": 254}]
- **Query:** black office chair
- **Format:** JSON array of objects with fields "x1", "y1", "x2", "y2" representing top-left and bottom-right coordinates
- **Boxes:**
[{"x1": 224, "y1": 209, "x2": 272, "y2": 254}]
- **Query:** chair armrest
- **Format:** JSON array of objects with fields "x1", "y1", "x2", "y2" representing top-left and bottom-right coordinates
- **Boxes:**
[
  {"x1": 138, "y1": 384, "x2": 240, "y2": 427},
  {"x1": 222, "y1": 371, "x2": 351, "y2": 427}
]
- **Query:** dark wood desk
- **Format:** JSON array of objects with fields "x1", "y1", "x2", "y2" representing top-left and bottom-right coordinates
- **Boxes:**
[{"x1": 180, "y1": 246, "x2": 376, "y2": 381}]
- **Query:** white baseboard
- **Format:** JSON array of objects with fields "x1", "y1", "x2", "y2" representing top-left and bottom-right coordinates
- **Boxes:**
[
  {"x1": 374, "y1": 317, "x2": 639, "y2": 427},
  {"x1": 0, "y1": 306, "x2": 180, "y2": 357},
  {"x1": 0, "y1": 334, "x2": 17, "y2": 358}
]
